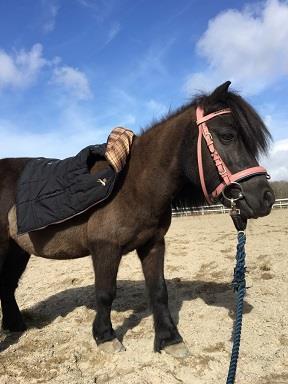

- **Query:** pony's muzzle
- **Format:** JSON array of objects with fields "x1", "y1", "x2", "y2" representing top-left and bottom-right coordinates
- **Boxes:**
[{"x1": 263, "y1": 189, "x2": 275, "y2": 210}]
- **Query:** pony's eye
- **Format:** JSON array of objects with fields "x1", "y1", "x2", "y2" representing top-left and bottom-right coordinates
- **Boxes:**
[{"x1": 220, "y1": 133, "x2": 234, "y2": 142}]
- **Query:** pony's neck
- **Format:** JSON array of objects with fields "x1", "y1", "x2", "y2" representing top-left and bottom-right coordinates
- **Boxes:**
[{"x1": 128, "y1": 106, "x2": 196, "y2": 213}]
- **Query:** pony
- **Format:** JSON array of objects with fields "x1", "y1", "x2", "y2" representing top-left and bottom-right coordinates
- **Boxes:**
[{"x1": 0, "y1": 81, "x2": 274, "y2": 357}]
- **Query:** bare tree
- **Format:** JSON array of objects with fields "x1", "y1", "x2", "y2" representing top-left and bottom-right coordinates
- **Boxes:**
[{"x1": 270, "y1": 181, "x2": 288, "y2": 199}]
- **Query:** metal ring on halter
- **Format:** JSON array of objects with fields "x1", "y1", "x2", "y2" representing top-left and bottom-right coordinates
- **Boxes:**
[{"x1": 222, "y1": 182, "x2": 244, "y2": 202}]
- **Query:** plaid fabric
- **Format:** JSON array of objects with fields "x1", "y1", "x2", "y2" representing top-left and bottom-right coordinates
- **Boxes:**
[{"x1": 105, "y1": 127, "x2": 135, "y2": 173}]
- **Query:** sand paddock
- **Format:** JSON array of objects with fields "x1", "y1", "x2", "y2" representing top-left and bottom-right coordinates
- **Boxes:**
[{"x1": 0, "y1": 209, "x2": 287, "y2": 384}]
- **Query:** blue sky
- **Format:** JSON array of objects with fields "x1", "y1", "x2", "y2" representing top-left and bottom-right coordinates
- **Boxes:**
[{"x1": 0, "y1": 0, "x2": 288, "y2": 179}]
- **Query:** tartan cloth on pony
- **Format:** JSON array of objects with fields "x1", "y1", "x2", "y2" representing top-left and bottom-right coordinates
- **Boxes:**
[{"x1": 105, "y1": 127, "x2": 135, "y2": 173}]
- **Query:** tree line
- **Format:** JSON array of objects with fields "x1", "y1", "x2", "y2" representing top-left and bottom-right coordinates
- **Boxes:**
[{"x1": 270, "y1": 181, "x2": 288, "y2": 199}]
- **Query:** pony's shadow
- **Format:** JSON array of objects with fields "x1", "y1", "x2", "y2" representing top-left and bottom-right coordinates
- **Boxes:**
[{"x1": 0, "y1": 279, "x2": 253, "y2": 352}]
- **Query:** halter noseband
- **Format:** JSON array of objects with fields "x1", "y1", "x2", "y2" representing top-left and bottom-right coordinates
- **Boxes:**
[{"x1": 196, "y1": 106, "x2": 267, "y2": 204}]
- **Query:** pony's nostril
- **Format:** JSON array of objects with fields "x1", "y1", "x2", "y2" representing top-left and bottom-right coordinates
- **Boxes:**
[{"x1": 263, "y1": 190, "x2": 275, "y2": 208}]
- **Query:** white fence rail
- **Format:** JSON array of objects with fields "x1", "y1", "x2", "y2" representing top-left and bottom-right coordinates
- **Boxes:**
[{"x1": 172, "y1": 198, "x2": 288, "y2": 217}]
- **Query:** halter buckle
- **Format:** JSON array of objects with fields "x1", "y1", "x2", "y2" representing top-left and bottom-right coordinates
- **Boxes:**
[{"x1": 230, "y1": 198, "x2": 240, "y2": 215}]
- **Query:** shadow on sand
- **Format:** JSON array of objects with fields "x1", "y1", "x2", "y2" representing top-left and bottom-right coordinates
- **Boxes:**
[{"x1": 0, "y1": 278, "x2": 253, "y2": 352}]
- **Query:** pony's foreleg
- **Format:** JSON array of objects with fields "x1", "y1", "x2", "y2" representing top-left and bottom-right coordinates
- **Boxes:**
[
  {"x1": 0, "y1": 241, "x2": 30, "y2": 332},
  {"x1": 0, "y1": 235, "x2": 9, "y2": 276},
  {"x1": 90, "y1": 243, "x2": 124, "y2": 352},
  {"x1": 0, "y1": 253, "x2": 5, "y2": 275},
  {"x1": 137, "y1": 238, "x2": 189, "y2": 357}
]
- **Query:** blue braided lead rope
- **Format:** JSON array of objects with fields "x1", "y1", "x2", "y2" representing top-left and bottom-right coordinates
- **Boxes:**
[{"x1": 226, "y1": 231, "x2": 247, "y2": 384}]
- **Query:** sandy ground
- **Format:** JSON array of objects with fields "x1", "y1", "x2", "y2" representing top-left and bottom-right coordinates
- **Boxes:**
[{"x1": 0, "y1": 209, "x2": 287, "y2": 384}]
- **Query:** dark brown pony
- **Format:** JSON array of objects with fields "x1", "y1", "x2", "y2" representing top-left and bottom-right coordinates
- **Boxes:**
[{"x1": 0, "y1": 82, "x2": 274, "y2": 357}]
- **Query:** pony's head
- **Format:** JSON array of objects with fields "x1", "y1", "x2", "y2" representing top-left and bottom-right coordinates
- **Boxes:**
[{"x1": 180, "y1": 81, "x2": 275, "y2": 219}]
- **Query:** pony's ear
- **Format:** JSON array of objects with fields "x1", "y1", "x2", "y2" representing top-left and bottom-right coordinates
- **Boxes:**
[{"x1": 210, "y1": 81, "x2": 231, "y2": 101}]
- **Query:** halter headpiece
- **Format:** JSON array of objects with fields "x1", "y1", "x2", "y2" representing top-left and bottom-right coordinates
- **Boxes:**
[{"x1": 196, "y1": 106, "x2": 267, "y2": 204}]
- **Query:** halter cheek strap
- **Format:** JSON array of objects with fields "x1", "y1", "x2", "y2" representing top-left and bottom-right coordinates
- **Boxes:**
[{"x1": 196, "y1": 106, "x2": 267, "y2": 204}]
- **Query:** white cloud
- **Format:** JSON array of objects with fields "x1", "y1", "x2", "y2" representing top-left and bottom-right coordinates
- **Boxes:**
[
  {"x1": 185, "y1": 0, "x2": 288, "y2": 95},
  {"x1": 51, "y1": 66, "x2": 93, "y2": 100},
  {"x1": 0, "y1": 44, "x2": 47, "y2": 90},
  {"x1": 105, "y1": 22, "x2": 121, "y2": 45},
  {"x1": 262, "y1": 139, "x2": 288, "y2": 180},
  {"x1": 0, "y1": 43, "x2": 93, "y2": 100},
  {"x1": 42, "y1": 1, "x2": 59, "y2": 33},
  {"x1": 271, "y1": 139, "x2": 288, "y2": 154}
]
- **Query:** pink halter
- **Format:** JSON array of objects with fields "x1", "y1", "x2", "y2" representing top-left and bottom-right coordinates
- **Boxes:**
[{"x1": 196, "y1": 106, "x2": 267, "y2": 204}]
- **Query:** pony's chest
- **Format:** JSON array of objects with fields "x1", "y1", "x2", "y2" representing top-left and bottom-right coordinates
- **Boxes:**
[
  {"x1": 121, "y1": 225, "x2": 159, "y2": 254},
  {"x1": 119, "y1": 213, "x2": 170, "y2": 254}
]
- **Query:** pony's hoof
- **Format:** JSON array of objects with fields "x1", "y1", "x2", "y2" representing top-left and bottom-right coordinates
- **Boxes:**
[
  {"x1": 163, "y1": 342, "x2": 190, "y2": 358},
  {"x1": 98, "y1": 338, "x2": 126, "y2": 353}
]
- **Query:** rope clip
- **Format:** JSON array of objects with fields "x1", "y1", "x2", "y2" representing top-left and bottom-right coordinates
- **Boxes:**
[{"x1": 230, "y1": 198, "x2": 240, "y2": 215}]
